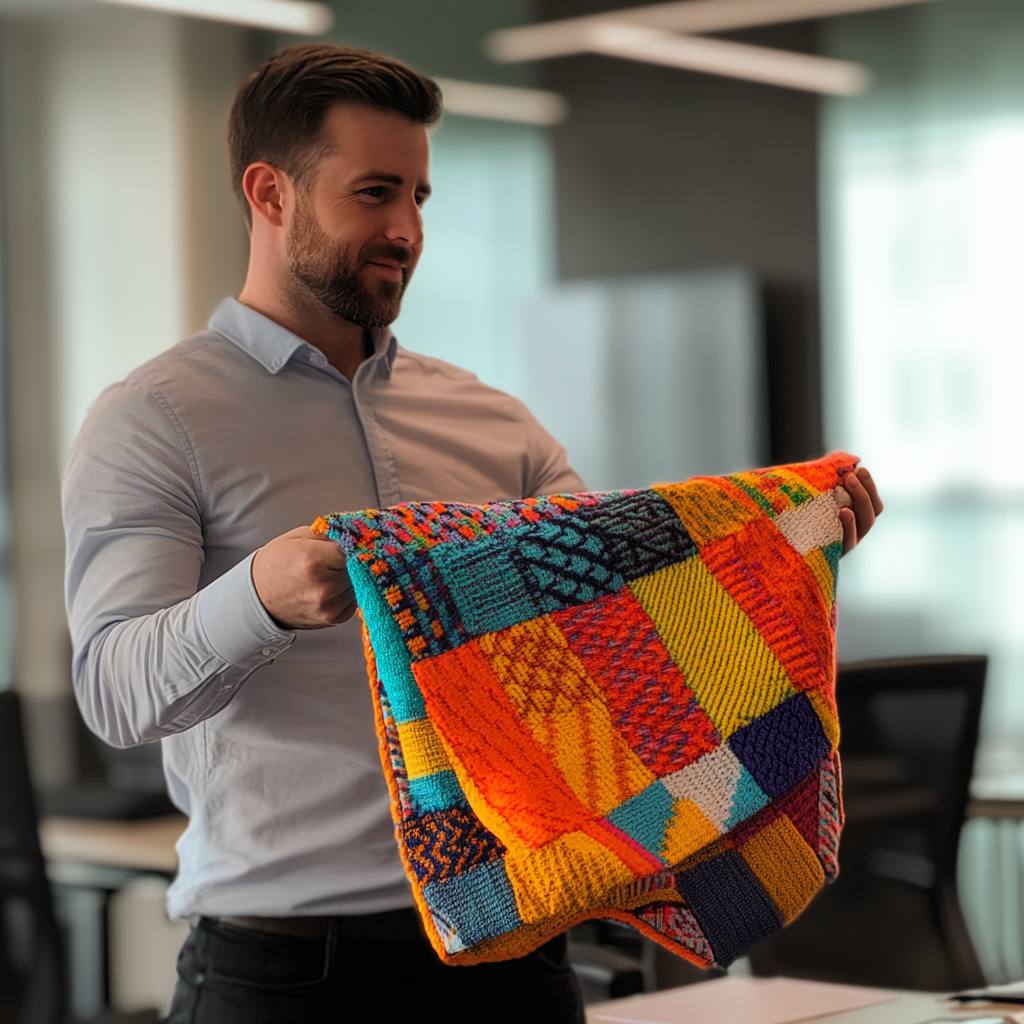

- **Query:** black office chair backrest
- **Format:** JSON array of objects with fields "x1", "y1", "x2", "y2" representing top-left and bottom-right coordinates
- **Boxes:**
[
  {"x1": 750, "y1": 655, "x2": 987, "y2": 991},
  {"x1": 0, "y1": 690, "x2": 67, "y2": 1024},
  {"x1": 837, "y1": 656, "x2": 986, "y2": 888}
]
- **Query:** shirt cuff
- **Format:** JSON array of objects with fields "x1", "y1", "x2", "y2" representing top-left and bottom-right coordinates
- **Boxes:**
[{"x1": 194, "y1": 553, "x2": 295, "y2": 668}]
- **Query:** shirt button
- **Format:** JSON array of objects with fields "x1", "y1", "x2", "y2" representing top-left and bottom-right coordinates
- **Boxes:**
[
  {"x1": 308, "y1": 351, "x2": 327, "y2": 368},
  {"x1": 261, "y1": 647, "x2": 275, "y2": 657}
]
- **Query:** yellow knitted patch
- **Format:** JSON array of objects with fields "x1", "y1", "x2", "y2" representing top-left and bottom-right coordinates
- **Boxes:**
[
  {"x1": 506, "y1": 830, "x2": 636, "y2": 924},
  {"x1": 806, "y1": 689, "x2": 840, "y2": 749},
  {"x1": 804, "y1": 547, "x2": 836, "y2": 612},
  {"x1": 396, "y1": 718, "x2": 451, "y2": 779},
  {"x1": 478, "y1": 616, "x2": 603, "y2": 725},
  {"x1": 739, "y1": 815, "x2": 825, "y2": 922},
  {"x1": 630, "y1": 559, "x2": 795, "y2": 738},
  {"x1": 534, "y1": 701, "x2": 656, "y2": 817},
  {"x1": 653, "y1": 480, "x2": 760, "y2": 547},
  {"x1": 660, "y1": 799, "x2": 721, "y2": 866}
]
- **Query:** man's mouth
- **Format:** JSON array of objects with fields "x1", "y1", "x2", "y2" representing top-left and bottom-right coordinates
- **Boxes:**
[{"x1": 363, "y1": 258, "x2": 407, "y2": 282}]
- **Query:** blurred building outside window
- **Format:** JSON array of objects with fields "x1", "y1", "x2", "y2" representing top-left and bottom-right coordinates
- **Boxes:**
[
  {"x1": 823, "y1": 0, "x2": 1024, "y2": 782},
  {"x1": 393, "y1": 114, "x2": 555, "y2": 398},
  {"x1": 822, "y1": 1, "x2": 1024, "y2": 983}
]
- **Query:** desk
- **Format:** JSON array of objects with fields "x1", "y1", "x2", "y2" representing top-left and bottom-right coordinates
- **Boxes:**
[
  {"x1": 39, "y1": 815, "x2": 188, "y2": 1019},
  {"x1": 39, "y1": 813, "x2": 187, "y2": 874},
  {"x1": 586, "y1": 977, "x2": 1021, "y2": 1024}
]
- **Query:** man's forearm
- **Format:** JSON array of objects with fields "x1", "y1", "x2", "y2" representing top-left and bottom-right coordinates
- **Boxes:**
[{"x1": 73, "y1": 554, "x2": 294, "y2": 747}]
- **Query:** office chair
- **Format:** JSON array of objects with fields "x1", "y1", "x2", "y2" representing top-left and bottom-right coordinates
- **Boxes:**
[
  {"x1": 0, "y1": 689, "x2": 67, "y2": 1024},
  {"x1": 749, "y1": 656, "x2": 987, "y2": 991}
]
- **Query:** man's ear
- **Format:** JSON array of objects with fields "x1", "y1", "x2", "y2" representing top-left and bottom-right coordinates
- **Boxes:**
[{"x1": 243, "y1": 162, "x2": 289, "y2": 229}]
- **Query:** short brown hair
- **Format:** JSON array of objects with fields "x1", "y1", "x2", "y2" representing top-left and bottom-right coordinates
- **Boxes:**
[{"x1": 228, "y1": 44, "x2": 442, "y2": 225}]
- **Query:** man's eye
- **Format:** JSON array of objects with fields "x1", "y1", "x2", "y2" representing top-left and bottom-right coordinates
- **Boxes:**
[{"x1": 360, "y1": 187, "x2": 386, "y2": 199}]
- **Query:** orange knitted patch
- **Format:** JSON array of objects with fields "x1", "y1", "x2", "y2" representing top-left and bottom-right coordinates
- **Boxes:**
[
  {"x1": 653, "y1": 478, "x2": 761, "y2": 547},
  {"x1": 479, "y1": 618, "x2": 655, "y2": 815},
  {"x1": 413, "y1": 639, "x2": 592, "y2": 849},
  {"x1": 739, "y1": 814, "x2": 825, "y2": 922},
  {"x1": 787, "y1": 453, "x2": 857, "y2": 492}
]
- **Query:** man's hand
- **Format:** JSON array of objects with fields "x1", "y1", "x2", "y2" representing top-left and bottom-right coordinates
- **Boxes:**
[
  {"x1": 252, "y1": 526, "x2": 356, "y2": 629},
  {"x1": 839, "y1": 465, "x2": 883, "y2": 556}
]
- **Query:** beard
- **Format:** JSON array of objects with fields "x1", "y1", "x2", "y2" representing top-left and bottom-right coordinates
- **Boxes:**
[{"x1": 285, "y1": 197, "x2": 411, "y2": 329}]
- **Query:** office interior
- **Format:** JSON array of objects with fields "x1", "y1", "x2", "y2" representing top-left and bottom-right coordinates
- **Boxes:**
[{"x1": 2, "y1": 0, "x2": 1024, "y2": 1019}]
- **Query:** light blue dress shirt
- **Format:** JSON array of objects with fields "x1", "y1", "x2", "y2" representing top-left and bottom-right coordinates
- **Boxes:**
[{"x1": 62, "y1": 299, "x2": 583, "y2": 919}]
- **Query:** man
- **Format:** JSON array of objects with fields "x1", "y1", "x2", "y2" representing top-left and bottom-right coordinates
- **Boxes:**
[{"x1": 62, "y1": 44, "x2": 882, "y2": 1024}]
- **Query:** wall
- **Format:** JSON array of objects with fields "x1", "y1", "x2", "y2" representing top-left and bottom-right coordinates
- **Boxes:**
[
  {"x1": 0, "y1": 7, "x2": 255, "y2": 785},
  {"x1": 538, "y1": 3, "x2": 824, "y2": 462}
]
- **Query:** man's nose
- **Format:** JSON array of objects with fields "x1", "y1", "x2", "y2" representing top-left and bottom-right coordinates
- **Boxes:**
[{"x1": 384, "y1": 195, "x2": 423, "y2": 246}]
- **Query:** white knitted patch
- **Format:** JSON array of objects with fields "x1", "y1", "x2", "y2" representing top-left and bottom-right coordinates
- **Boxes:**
[
  {"x1": 774, "y1": 490, "x2": 844, "y2": 555},
  {"x1": 661, "y1": 745, "x2": 741, "y2": 831}
]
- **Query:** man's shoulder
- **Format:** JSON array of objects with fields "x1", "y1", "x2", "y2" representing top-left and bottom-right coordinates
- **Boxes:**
[
  {"x1": 390, "y1": 346, "x2": 528, "y2": 415},
  {"x1": 79, "y1": 329, "x2": 262, "y2": 445},
  {"x1": 123, "y1": 329, "x2": 251, "y2": 396}
]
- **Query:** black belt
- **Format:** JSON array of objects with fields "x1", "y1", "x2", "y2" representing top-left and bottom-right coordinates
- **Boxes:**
[{"x1": 212, "y1": 906, "x2": 423, "y2": 942}]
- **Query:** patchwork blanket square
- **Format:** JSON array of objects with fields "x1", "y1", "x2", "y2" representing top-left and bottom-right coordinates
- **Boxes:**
[{"x1": 313, "y1": 452, "x2": 854, "y2": 968}]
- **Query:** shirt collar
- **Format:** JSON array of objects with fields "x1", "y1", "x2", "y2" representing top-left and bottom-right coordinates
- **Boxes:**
[{"x1": 208, "y1": 298, "x2": 397, "y2": 377}]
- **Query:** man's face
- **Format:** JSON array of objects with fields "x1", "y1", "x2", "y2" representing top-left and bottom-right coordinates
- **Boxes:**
[{"x1": 285, "y1": 103, "x2": 431, "y2": 329}]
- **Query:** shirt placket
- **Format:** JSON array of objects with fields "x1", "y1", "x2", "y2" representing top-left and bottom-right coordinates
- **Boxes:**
[{"x1": 349, "y1": 358, "x2": 402, "y2": 508}]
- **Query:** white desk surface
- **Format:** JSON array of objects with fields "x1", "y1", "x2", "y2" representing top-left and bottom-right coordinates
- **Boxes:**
[
  {"x1": 39, "y1": 814, "x2": 187, "y2": 873},
  {"x1": 587, "y1": 976, "x2": 1021, "y2": 1024}
]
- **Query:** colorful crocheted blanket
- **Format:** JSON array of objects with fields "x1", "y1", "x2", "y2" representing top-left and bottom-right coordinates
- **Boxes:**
[{"x1": 313, "y1": 452, "x2": 853, "y2": 968}]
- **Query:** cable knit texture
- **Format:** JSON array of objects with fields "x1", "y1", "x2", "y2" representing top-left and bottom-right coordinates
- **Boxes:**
[{"x1": 313, "y1": 452, "x2": 853, "y2": 967}]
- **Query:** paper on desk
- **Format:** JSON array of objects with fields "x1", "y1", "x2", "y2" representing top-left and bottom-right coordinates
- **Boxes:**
[
  {"x1": 588, "y1": 976, "x2": 896, "y2": 1024},
  {"x1": 956, "y1": 981, "x2": 1024, "y2": 1003},
  {"x1": 926, "y1": 1016, "x2": 1024, "y2": 1024}
]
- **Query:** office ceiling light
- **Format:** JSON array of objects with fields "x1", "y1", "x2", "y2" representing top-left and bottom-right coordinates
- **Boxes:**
[
  {"x1": 434, "y1": 78, "x2": 569, "y2": 126},
  {"x1": 487, "y1": 0, "x2": 939, "y2": 64},
  {"x1": 94, "y1": 0, "x2": 333, "y2": 35},
  {"x1": 578, "y1": 23, "x2": 869, "y2": 95}
]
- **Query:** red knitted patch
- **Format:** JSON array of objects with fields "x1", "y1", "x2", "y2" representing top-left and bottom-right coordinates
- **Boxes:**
[
  {"x1": 772, "y1": 769, "x2": 821, "y2": 848},
  {"x1": 554, "y1": 590, "x2": 720, "y2": 776},
  {"x1": 700, "y1": 518, "x2": 833, "y2": 693}
]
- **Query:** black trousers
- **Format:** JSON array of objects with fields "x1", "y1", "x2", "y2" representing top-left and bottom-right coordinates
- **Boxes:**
[{"x1": 166, "y1": 909, "x2": 585, "y2": 1024}]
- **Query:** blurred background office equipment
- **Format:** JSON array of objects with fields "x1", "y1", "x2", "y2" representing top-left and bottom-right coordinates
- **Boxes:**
[
  {"x1": 2, "y1": 0, "x2": 1024, "y2": 1015},
  {"x1": 2, "y1": 687, "x2": 183, "y2": 1022},
  {"x1": 0, "y1": 690, "x2": 65, "y2": 1024}
]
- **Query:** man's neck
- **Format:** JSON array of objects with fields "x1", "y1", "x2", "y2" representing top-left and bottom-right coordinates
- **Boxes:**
[{"x1": 237, "y1": 279, "x2": 371, "y2": 382}]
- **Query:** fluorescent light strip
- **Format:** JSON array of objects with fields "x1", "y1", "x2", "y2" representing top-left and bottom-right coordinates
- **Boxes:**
[
  {"x1": 586, "y1": 23, "x2": 870, "y2": 95},
  {"x1": 487, "y1": 0, "x2": 938, "y2": 63},
  {"x1": 94, "y1": 0, "x2": 333, "y2": 35},
  {"x1": 434, "y1": 78, "x2": 569, "y2": 126}
]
